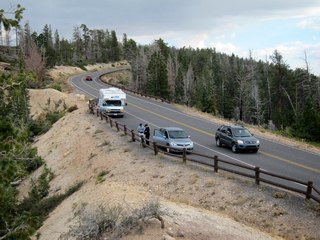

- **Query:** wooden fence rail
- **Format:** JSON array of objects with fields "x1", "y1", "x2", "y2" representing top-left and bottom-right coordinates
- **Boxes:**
[{"x1": 89, "y1": 102, "x2": 320, "y2": 204}]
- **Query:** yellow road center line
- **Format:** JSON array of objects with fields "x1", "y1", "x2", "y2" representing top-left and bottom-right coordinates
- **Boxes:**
[
  {"x1": 261, "y1": 151, "x2": 320, "y2": 173},
  {"x1": 74, "y1": 77, "x2": 320, "y2": 175}
]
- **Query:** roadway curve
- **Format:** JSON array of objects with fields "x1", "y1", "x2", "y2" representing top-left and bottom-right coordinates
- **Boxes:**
[{"x1": 69, "y1": 68, "x2": 320, "y2": 193}]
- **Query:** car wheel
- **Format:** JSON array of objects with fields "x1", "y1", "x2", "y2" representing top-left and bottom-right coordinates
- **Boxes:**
[
  {"x1": 252, "y1": 149, "x2": 258, "y2": 153},
  {"x1": 231, "y1": 143, "x2": 238, "y2": 153},
  {"x1": 216, "y1": 138, "x2": 222, "y2": 147}
]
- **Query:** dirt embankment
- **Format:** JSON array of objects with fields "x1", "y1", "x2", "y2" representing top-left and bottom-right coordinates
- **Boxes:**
[{"x1": 21, "y1": 65, "x2": 320, "y2": 240}]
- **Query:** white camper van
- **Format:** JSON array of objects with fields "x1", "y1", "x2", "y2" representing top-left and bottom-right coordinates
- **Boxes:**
[{"x1": 98, "y1": 87, "x2": 126, "y2": 117}]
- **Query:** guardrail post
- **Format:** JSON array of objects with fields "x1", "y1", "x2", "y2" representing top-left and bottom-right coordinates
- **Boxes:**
[
  {"x1": 213, "y1": 155, "x2": 218, "y2": 173},
  {"x1": 131, "y1": 130, "x2": 135, "y2": 142},
  {"x1": 153, "y1": 142, "x2": 158, "y2": 155},
  {"x1": 100, "y1": 112, "x2": 103, "y2": 120},
  {"x1": 96, "y1": 109, "x2": 99, "y2": 117},
  {"x1": 88, "y1": 100, "x2": 94, "y2": 114},
  {"x1": 109, "y1": 118, "x2": 113, "y2": 128},
  {"x1": 115, "y1": 122, "x2": 119, "y2": 131},
  {"x1": 124, "y1": 125, "x2": 127, "y2": 135},
  {"x1": 306, "y1": 181, "x2": 313, "y2": 200},
  {"x1": 182, "y1": 148, "x2": 187, "y2": 163},
  {"x1": 255, "y1": 167, "x2": 260, "y2": 185},
  {"x1": 105, "y1": 115, "x2": 108, "y2": 123}
]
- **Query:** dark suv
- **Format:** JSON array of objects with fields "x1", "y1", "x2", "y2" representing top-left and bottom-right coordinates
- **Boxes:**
[{"x1": 215, "y1": 125, "x2": 260, "y2": 153}]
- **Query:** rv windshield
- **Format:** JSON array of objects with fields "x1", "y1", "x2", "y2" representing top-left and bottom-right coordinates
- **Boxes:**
[{"x1": 105, "y1": 100, "x2": 122, "y2": 106}]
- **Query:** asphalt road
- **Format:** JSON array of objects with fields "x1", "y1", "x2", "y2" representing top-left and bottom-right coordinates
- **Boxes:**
[{"x1": 70, "y1": 69, "x2": 320, "y2": 195}]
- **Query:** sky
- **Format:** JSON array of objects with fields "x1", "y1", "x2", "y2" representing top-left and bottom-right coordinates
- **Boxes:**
[{"x1": 2, "y1": 0, "x2": 320, "y2": 75}]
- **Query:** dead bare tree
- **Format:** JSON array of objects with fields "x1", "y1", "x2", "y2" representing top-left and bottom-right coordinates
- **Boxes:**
[
  {"x1": 185, "y1": 63, "x2": 194, "y2": 106},
  {"x1": 166, "y1": 54, "x2": 176, "y2": 97},
  {"x1": 24, "y1": 40, "x2": 46, "y2": 88}
]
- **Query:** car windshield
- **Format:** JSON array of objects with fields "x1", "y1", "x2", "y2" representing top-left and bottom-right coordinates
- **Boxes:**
[
  {"x1": 233, "y1": 128, "x2": 252, "y2": 137},
  {"x1": 168, "y1": 130, "x2": 188, "y2": 139}
]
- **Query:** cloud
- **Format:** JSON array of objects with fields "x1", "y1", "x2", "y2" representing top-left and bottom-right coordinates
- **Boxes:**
[
  {"x1": 250, "y1": 41, "x2": 320, "y2": 74},
  {"x1": 2, "y1": 0, "x2": 320, "y2": 75},
  {"x1": 210, "y1": 42, "x2": 237, "y2": 54},
  {"x1": 297, "y1": 17, "x2": 320, "y2": 31}
]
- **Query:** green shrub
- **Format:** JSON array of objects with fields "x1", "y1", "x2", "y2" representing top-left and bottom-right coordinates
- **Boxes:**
[
  {"x1": 68, "y1": 105, "x2": 78, "y2": 112},
  {"x1": 51, "y1": 82, "x2": 62, "y2": 92},
  {"x1": 272, "y1": 191, "x2": 287, "y2": 199},
  {"x1": 29, "y1": 110, "x2": 65, "y2": 137},
  {"x1": 32, "y1": 181, "x2": 84, "y2": 220},
  {"x1": 20, "y1": 165, "x2": 53, "y2": 212},
  {"x1": 96, "y1": 170, "x2": 110, "y2": 184},
  {"x1": 29, "y1": 119, "x2": 51, "y2": 136},
  {"x1": 46, "y1": 111, "x2": 65, "y2": 124},
  {"x1": 19, "y1": 181, "x2": 85, "y2": 233},
  {"x1": 23, "y1": 154, "x2": 43, "y2": 173},
  {"x1": 75, "y1": 61, "x2": 87, "y2": 71}
]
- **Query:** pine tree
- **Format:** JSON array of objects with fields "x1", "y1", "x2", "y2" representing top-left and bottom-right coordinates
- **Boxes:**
[
  {"x1": 269, "y1": 50, "x2": 295, "y2": 128},
  {"x1": 110, "y1": 30, "x2": 120, "y2": 61},
  {"x1": 147, "y1": 51, "x2": 169, "y2": 98}
]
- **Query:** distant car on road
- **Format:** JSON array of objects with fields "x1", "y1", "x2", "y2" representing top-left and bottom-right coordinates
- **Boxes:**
[
  {"x1": 152, "y1": 127, "x2": 194, "y2": 153},
  {"x1": 85, "y1": 75, "x2": 93, "y2": 81},
  {"x1": 215, "y1": 124, "x2": 260, "y2": 153}
]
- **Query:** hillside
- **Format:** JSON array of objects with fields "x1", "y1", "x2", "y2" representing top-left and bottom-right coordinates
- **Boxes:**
[{"x1": 21, "y1": 65, "x2": 320, "y2": 240}]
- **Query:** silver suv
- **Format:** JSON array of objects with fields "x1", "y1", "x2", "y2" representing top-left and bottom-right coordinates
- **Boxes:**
[{"x1": 152, "y1": 127, "x2": 194, "y2": 153}]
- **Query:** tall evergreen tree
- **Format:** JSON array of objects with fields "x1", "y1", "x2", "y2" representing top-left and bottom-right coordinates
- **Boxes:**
[
  {"x1": 212, "y1": 49, "x2": 223, "y2": 116},
  {"x1": 72, "y1": 26, "x2": 84, "y2": 63},
  {"x1": 53, "y1": 30, "x2": 61, "y2": 63},
  {"x1": 292, "y1": 97, "x2": 320, "y2": 141},
  {"x1": 147, "y1": 51, "x2": 169, "y2": 98},
  {"x1": 110, "y1": 30, "x2": 120, "y2": 61},
  {"x1": 80, "y1": 24, "x2": 90, "y2": 61},
  {"x1": 269, "y1": 50, "x2": 295, "y2": 128},
  {"x1": 122, "y1": 34, "x2": 138, "y2": 64}
]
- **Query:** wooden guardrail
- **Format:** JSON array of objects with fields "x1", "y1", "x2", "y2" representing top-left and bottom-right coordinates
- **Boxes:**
[{"x1": 88, "y1": 100, "x2": 320, "y2": 204}]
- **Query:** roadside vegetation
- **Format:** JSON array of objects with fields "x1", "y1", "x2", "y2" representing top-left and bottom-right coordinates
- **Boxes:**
[
  {"x1": 29, "y1": 99, "x2": 78, "y2": 138},
  {"x1": 0, "y1": 6, "x2": 82, "y2": 239}
]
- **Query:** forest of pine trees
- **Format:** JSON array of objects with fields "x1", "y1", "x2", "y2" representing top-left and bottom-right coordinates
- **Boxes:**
[{"x1": 14, "y1": 23, "x2": 319, "y2": 141}]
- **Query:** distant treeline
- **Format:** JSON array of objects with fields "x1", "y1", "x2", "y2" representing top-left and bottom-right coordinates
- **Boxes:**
[{"x1": 15, "y1": 23, "x2": 320, "y2": 141}]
